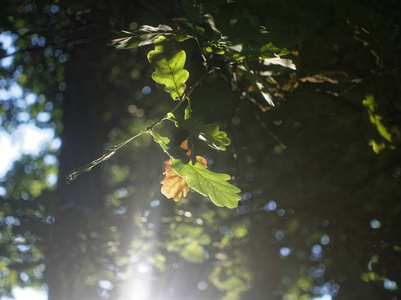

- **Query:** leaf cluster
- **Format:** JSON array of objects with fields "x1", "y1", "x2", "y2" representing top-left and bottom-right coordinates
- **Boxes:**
[{"x1": 66, "y1": 1, "x2": 301, "y2": 212}]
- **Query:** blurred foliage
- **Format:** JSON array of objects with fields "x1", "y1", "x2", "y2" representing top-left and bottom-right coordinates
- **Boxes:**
[{"x1": 1, "y1": 0, "x2": 401, "y2": 300}]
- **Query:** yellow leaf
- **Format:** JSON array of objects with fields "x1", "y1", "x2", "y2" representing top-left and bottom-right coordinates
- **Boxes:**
[
  {"x1": 161, "y1": 159, "x2": 190, "y2": 201},
  {"x1": 160, "y1": 138, "x2": 207, "y2": 201}
]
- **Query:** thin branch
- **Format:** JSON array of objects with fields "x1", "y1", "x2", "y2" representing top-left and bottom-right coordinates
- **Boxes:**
[
  {"x1": 65, "y1": 131, "x2": 146, "y2": 183},
  {"x1": 66, "y1": 70, "x2": 213, "y2": 183},
  {"x1": 190, "y1": 21, "x2": 207, "y2": 66},
  {"x1": 254, "y1": 113, "x2": 287, "y2": 149}
]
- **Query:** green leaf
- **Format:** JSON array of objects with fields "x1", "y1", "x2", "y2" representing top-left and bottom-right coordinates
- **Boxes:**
[
  {"x1": 150, "y1": 130, "x2": 190, "y2": 163},
  {"x1": 180, "y1": 241, "x2": 205, "y2": 263},
  {"x1": 240, "y1": 65, "x2": 274, "y2": 106},
  {"x1": 168, "y1": 113, "x2": 231, "y2": 150},
  {"x1": 362, "y1": 95, "x2": 394, "y2": 142},
  {"x1": 170, "y1": 158, "x2": 241, "y2": 208},
  {"x1": 150, "y1": 130, "x2": 170, "y2": 153},
  {"x1": 147, "y1": 36, "x2": 189, "y2": 100},
  {"x1": 166, "y1": 225, "x2": 211, "y2": 263},
  {"x1": 260, "y1": 42, "x2": 290, "y2": 58},
  {"x1": 362, "y1": 94, "x2": 376, "y2": 112},
  {"x1": 184, "y1": 99, "x2": 192, "y2": 120},
  {"x1": 369, "y1": 139, "x2": 386, "y2": 154},
  {"x1": 111, "y1": 24, "x2": 176, "y2": 49}
]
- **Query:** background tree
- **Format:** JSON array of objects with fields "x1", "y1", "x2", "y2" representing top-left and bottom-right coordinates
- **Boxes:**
[{"x1": 1, "y1": 0, "x2": 400, "y2": 300}]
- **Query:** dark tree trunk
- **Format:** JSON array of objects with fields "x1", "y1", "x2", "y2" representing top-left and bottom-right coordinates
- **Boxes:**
[
  {"x1": 40, "y1": 2, "x2": 175, "y2": 298},
  {"x1": 43, "y1": 37, "x2": 115, "y2": 300}
]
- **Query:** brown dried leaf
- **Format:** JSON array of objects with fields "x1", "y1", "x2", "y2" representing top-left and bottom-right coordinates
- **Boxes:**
[
  {"x1": 160, "y1": 138, "x2": 207, "y2": 201},
  {"x1": 161, "y1": 159, "x2": 190, "y2": 201}
]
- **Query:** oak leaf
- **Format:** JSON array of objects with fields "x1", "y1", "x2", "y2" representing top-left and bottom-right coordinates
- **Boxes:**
[
  {"x1": 161, "y1": 139, "x2": 207, "y2": 201},
  {"x1": 170, "y1": 158, "x2": 241, "y2": 208},
  {"x1": 147, "y1": 36, "x2": 189, "y2": 100},
  {"x1": 167, "y1": 113, "x2": 231, "y2": 150}
]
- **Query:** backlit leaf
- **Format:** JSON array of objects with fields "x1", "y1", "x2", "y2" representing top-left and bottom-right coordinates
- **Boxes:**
[
  {"x1": 363, "y1": 94, "x2": 400, "y2": 151},
  {"x1": 260, "y1": 42, "x2": 290, "y2": 58},
  {"x1": 168, "y1": 113, "x2": 231, "y2": 150},
  {"x1": 239, "y1": 65, "x2": 275, "y2": 106},
  {"x1": 150, "y1": 130, "x2": 190, "y2": 163},
  {"x1": 166, "y1": 224, "x2": 211, "y2": 263},
  {"x1": 111, "y1": 24, "x2": 176, "y2": 49},
  {"x1": 147, "y1": 36, "x2": 189, "y2": 100},
  {"x1": 170, "y1": 157, "x2": 241, "y2": 208},
  {"x1": 160, "y1": 139, "x2": 207, "y2": 201},
  {"x1": 161, "y1": 159, "x2": 190, "y2": 201}
]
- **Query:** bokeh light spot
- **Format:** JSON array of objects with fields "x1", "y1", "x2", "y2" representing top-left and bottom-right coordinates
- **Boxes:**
[
  {"x1": 320, "y1": 235, "x2": 330, "y2": 245},
  {"x1": 370, "y1": 219, "x2": 381, "y2": 229},
  {"x1": 263, "y1": 200, "x2": 277, "y2": 212},
  {"x1": 197, "y1": 281, "x2": 208, "y2": 291},
  {"x1": 142, "y1": 86, "x2": 151, "y2": 94},
  {"x1": 280, "y1": 247, "x2": 291, "y2": 257}
]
